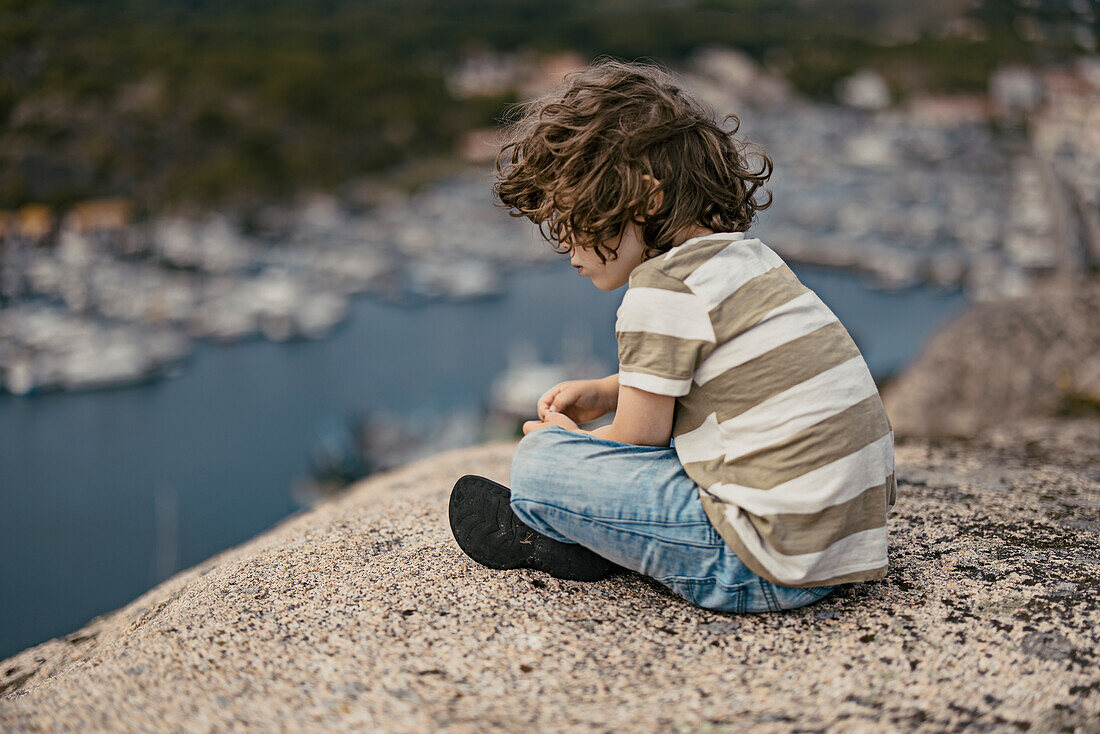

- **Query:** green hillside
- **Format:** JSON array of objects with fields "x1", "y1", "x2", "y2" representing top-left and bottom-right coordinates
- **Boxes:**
[{"x1": 0, "y1": 0, "x2": 1077, "y2": 210}]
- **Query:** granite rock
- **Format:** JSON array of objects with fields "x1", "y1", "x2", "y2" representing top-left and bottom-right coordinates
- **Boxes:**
[
  {"x1": 1, "y1": 417, "x2": 1098, "y2": 732},
  {"x1": 883, "y1": 276, "x2": 1100, "y2": 437}
]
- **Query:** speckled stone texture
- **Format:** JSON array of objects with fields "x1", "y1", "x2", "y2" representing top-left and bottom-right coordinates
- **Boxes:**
[
  {"x1": 883, "y1": 276, "x2": 1100, "y2": 438},
  {"x1": 2, "y1": 417, "x2": 1098, "y2": 733}
]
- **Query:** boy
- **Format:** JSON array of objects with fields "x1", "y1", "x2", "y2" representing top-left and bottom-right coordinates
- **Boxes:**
[{"x1": 448, "y1": 59, "x2": 895, "y2": 613}]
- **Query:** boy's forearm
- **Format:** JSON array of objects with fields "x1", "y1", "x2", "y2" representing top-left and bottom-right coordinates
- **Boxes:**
[
  {"x1": 600, "y1": 372, "x2": 619, "y2": 410},
  {"x1": 578, "y1": 373, "x2": 675, "y2": 447},
  {"x1": 578, "y1": 375, "x2": 619, "y2": 442},
  {"x1": 581, "y1": 422, "x2": 670, "y2": 446},
  {"x1": 582, "y1": 423, "x2": 619, "y2": 441}
]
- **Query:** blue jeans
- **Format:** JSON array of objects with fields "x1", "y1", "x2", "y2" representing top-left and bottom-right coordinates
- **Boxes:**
[{"x1": 508, "y1": 425, "x2": 836, "y2": 614}]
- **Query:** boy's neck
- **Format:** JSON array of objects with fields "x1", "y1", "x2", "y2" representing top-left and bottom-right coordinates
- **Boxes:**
[{"x1": 672, "y1": 225, "x2": 717, "y2": 247}]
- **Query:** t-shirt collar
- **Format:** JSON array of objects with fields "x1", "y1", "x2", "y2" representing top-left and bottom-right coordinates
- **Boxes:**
[{"x1": 672, "y1": 230, "x2": 748, "y2": 250}]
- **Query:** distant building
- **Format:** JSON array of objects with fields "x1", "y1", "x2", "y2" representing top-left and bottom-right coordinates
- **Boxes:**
[
  {"x1": 62, "y1": 198, "x2": 133, "y2": 235},
  {"x1": 1077, "y1": 56, "x2": 1100, "y2": 89},
  {"x1": 837, "y1": 69, "x2": 891, "y2": 110},
  {"x1": 458, "y1": 128, "x2": 504, "y2": 165},
  {"x1": 990, "y1": 66, "x2": 1043, "y2": 118},
  {"x1": 689, "y1": 46, "x2": 792, "y2": 109},
  {"x1": 446, "y1": 49, "x2": 586, "y2": 102},
  {"x1": 517, "y1": 51, "x2": 587, "y2": 99},
  {"x1": 906, "y1": 94, "x2": 994, "y2": 126},
  {"x1": 445, "y1": 50, "x2": 519, "y2": 99},
  {"x1": 694, "y1": 47, "x2": 758, "y2": 91},
  {"x1": 17, "y1": 205, "x2": 53, "y2": 241},
  {"x1": 1028, "y1": 61, "x2": 1100, "y2": 265}
]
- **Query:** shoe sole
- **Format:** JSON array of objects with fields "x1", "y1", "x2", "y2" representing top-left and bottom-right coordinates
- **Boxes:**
[{"x1": 448, "y1": 474, "x2": 612, "y2": 582}]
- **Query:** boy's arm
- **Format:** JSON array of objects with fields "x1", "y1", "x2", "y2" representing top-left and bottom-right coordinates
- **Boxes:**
[
  {"x1": 597, "y1": 372, "x2": 620, "y2": 411},
  {"x1": 528, "y1": 374, "x2": 675, "y2": 445},
  {"x1": 582, "y1": 382, "x2": 675, "y2": 447}
]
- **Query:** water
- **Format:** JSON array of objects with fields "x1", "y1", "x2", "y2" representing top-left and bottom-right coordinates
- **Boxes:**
[{"x1": 0, "y1": 261, "x2": 965, "y2": 659}]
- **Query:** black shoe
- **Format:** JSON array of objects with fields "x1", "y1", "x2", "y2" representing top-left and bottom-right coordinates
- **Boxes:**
[{"x1": 448, "y1": 474, "x2": 613, "y2": 582}]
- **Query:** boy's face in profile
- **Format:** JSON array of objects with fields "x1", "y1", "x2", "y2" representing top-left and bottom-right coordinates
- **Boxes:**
[{"x1": 568, "y1": 222, "x2": 647, "y2": 291}]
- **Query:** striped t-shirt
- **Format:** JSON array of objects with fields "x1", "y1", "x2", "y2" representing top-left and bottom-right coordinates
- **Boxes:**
[{"x1": 615, "y1": 231, "x2": 896, "y2": 588}]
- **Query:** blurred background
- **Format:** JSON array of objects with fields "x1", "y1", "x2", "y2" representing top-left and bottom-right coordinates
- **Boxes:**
[{"x1": 0, "y1": 0, "x2": 1096, "y2": 659}]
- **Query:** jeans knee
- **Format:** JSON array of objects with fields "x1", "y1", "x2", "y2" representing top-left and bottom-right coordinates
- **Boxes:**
[
  {"x1": 508, "y1": 495, "x2": 539, "y2": 523},
  {"x1": 509, "y1": 434, "x2": 538, "y2": 500},
  {"x1": 509, "y1": 427, "x2": 568, "y2": 502}
]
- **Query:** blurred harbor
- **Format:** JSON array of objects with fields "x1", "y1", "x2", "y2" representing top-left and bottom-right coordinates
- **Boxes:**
[
  {"x1": 2, "y1": 52, "x2": 1098, "y2": 398},
  {"x1": 0, "y1": 172, "x2": 535, "y2": 395}
]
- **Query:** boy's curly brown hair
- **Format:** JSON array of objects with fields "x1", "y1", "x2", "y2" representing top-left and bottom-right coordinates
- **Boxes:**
[{"x1": 493, "y1": 57, "x2": 773, "y2": 264}]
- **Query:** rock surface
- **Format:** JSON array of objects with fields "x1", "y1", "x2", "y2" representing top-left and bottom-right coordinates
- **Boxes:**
[
  {"x1": 883, "y1": 276, "x2": 1100, "y2": 437},
  {"x1": 1, "y1": 416, "x2": 1098, "y2": 731}
]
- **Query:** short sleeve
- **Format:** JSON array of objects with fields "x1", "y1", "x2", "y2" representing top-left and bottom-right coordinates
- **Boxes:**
[{"x1": 615, "y1": 284, "x2": 715, "y2": 397}]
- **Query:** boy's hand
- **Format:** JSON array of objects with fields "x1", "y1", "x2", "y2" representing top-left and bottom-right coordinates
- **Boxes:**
[
  {"x1": 536, "y1": 379, "x2": 613, "y2": 424},
  {"x1": 523, "y1": 410, "x2": 579, "y2": 435}
]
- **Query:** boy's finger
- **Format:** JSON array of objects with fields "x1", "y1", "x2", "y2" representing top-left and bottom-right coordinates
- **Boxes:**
[
  {"x1": 545, "y1": 411, "x2": 578, "y2": 431},
  {"x1": 522, "y1": 420, "x2": 549, "y2": 435},
  {"x1": 537, "y1": 399, "x2": 556, "y2": 419},
  {"x1": 550, "y1": 387, "x2": 574, "y2": 410},
  {"x1": 536, "y1": 387, "x2": 558, "y2": 414}
]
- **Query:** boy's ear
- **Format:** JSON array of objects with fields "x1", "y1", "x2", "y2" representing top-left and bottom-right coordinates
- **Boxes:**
[{"x1": 641, "y1": 174, "x2": 663, "y2": 216}]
